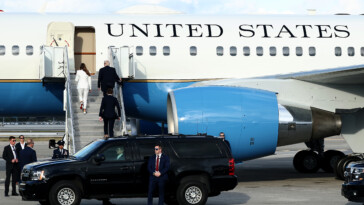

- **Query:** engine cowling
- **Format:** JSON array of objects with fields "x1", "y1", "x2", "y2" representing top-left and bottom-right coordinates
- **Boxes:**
[
  {"x1": 167, "y1": 86, "x2": 342, "y2": 162},
  {"x1": 167, "y1": 86, "x2": 279, "y2": 161}
]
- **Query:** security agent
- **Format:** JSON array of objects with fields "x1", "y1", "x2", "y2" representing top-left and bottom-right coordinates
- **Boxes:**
[
  {"x1": 219, "y1": 132, "x2": 231, "y2": 149},
  {"x1": 2, "y1": 136, "x2": 19, "y2": 196},
  {"x1": 147, "y1": 144, "x2": 170, "y2": 205},
  {"x1": 52, "y1": 140, "x2": 69, "y2": 159}
]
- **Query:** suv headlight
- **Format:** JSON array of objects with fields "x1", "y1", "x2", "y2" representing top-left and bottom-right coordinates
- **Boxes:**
[
  {"x1": 30, "y1": 170, "x2": 46, "y2": 181},
  {"x1": 351, "y1": 168, "x2": 364, "y2": 181}
]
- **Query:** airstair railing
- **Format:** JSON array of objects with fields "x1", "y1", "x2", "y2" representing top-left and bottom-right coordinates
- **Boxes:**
[
  {"x1": 62, "y1": 46, "x2": 76, "y2": 154},
  {"x1": 108, "y1": 46, "x2": 127, "y2": 136}
]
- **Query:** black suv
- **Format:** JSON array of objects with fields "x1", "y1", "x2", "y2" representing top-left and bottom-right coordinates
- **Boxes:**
[
  {"x1": 342, "y1": 160, "x2": 364, "y2": 202},
  {"x1": 19, "y1": 135, "x2": 237, "y2": 205}
]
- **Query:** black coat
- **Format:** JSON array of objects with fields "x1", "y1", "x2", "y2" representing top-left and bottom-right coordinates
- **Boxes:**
[
  {"x1": 2, "y1": 145, "x2": 18, "y2": 169},
  {"x1": 97, "y1": 66, "x2": 120, "y2": 91},
  {"x1": 15, "y1": 142, "x2": 27, "y2": 156},
  {"x1": 19, "y1": 146, "x2": 37, "y2": 170},
  {"x1": 99, "y1": 95, "x2": 121, "y2": 119},
  {"x1": 52, "y1": 148, "x2": 69, "y2": 159}
]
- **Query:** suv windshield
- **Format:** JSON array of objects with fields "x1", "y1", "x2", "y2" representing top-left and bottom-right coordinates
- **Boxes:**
[{"x1": 74, "y1": 140, "x2": 104, "y2": 159}]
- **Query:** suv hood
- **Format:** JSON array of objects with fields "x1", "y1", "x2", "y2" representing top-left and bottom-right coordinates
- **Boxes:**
[{"x1": 25, "y1": 158, "x2": 79, "y2": 170}]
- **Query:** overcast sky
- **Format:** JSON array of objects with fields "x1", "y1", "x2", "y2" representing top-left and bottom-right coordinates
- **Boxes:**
[{"x1": 1, "y1": 0, "x2": 364, "y2": 15}]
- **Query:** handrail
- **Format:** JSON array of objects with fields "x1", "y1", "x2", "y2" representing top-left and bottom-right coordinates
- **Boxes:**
[
  {"x1": 108, "y1": 46, "x2": 127, "y2": 136},
  {"x1": 63, "y1": 46, "x2": 76, "y2": 154}
]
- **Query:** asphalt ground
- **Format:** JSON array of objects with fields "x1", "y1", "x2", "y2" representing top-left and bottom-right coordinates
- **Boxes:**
[{"x1": 0, "y1": 136, "x2": 361, "y2": 205}]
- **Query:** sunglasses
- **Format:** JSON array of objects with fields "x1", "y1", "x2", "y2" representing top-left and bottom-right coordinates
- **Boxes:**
[
  {"x1": 220, "y1": 135, "x2": 225, "y2": 136},
  {"x1": 11, "y1": 140, "x2": 16, "y2": 142},
  {"x1": 20, "y1": 138, "x2": 24, "y2": 139},
  {"x1": 155, "y1": 148, "x2": 159, "y2": 150}
]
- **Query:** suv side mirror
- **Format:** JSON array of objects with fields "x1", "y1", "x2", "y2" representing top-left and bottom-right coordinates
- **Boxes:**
[
  {"x1": 93, "y1": 154, "x2": 105, "y2": 164},
  {"x1": 49, "y1": 139, "x2": 56, "y2": 149}
]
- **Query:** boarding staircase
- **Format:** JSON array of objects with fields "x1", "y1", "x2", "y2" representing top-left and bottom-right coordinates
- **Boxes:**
[{"x1": 40, "y1": 46, "x2": 134, "y2": 154}]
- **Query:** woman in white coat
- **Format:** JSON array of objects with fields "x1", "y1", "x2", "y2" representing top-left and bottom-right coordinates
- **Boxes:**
[{"x1": 75, "y1": 63, "x2": 92, "y2": 114}]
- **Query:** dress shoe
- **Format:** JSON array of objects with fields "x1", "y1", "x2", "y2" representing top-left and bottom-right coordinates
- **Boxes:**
[
  {"x1": 12, "y1": 192, "x2": 19, "y2": 196},
  {"x1": 5, "y1": 193, "x2": 9, "y2": 197}
]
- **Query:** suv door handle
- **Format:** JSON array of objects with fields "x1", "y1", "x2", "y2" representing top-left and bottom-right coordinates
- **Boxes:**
[{"x1": 120, "y1": 166, "x2": 130, "y2": 170}]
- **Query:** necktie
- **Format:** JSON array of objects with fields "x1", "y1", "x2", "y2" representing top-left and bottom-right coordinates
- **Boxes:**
[
  {"x1": 12, "y1": 146, "x2": 16, "y2": 159},
  {"x1": 156, "y1": 156, "x2": 159, "y2": 171}
]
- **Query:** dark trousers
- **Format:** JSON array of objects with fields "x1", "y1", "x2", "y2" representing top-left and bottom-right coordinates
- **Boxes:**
[
  {"x1": 103, "y1": 118, "x2": 115, "y2": 137},
  {"x1": 5, "y1": 164, "x2": 18, "y2": 194},
  {"x1": 148, "y1": 177, "x2": 166, "y2": 205}
]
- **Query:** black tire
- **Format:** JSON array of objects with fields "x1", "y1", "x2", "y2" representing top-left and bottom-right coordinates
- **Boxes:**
[
  {"x1": 321, "y1": 150, "x2": 345, "y2": 173},
  {"x1": 293, "y1": 150, "x2": 320, "y2": 173},
  {"x1": 176, "y1": 177, "x2": 208, "y2": 205},
  {"x1": 49, "y1": 180, "x2": 82, "y2": 205},
  {"x1": 334, "y1": 156, "x2": 361, "y2": 180}
]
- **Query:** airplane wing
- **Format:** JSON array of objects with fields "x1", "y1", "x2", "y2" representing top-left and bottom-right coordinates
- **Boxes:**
[{"x1": 260, "y1": 64, "x2": 364, "y2": 84}]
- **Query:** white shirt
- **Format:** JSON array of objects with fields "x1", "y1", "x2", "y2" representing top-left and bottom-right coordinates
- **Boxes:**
[
  {"x1": 75, "y1": 70, "x2": 91, "y2": 89},
  {"x1": 20, "y1": 142, "x2": 25, "y2": 150},
  {"x1": 11, "y1": 145, "x2": 17, "y2": 159}
]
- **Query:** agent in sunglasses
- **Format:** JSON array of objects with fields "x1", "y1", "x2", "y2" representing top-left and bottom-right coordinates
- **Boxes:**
[
  {"x1": 147, "y1": 144, "x2": 170, "y2": 205},
  {"x1": 2, "y1": 136, "x2": 20, "y2": 197},
  {"x1": 219, "y1": 132, "x2": 231, "y2": 150},
  {"x1": 15, "y1": 135, "x2": 27, "y2": 156}
]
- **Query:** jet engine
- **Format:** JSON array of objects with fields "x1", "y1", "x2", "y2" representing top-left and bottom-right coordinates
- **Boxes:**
[{"x1": 167, "y1": 86, "x2": 341, "y2": 162}]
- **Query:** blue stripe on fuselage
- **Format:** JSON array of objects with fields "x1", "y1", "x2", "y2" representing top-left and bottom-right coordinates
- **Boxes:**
[
  {"x1": 122, "y1": 81, "x2": 194, "y2": 122},
  {"x1": 0, "y1": 82, "x2": 64, "y2": 116}
]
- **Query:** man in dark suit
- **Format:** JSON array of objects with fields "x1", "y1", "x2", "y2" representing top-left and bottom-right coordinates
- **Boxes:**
[
  {"x1": 98, "y1": 60, "x2": 121, "y2": 96},
  {"x1": 99, "y1": 88, "x2": 121, "y2": 138},
  {"x1": 52, "y1": 140, "x2": 69, "y2": 159},
  {"x1": 15, "y1": 135, "x2": 26, "y2": 182},
  {"x1": 2, "y1": 136, "x2": 19, "y2": 196},
  {"x1": 147, "y1": 144, "x2": 170, "y2": 205},
  {"x1": 219, "y1": 132, "x2": 231, "y2": 150},
  {"x1": 19, "y1": 139, "x2": 37, "y2": 172}
]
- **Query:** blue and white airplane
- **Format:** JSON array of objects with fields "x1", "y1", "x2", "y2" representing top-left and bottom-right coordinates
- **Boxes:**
[{"x1": 0, "y1": 11, "x2": 363, "y2": 176}]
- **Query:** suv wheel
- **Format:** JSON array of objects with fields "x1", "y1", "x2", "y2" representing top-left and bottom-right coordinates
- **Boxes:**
[
  {"x1": 49, "y1": 180, "x2": 81, "y2": 205},
  {"x1": 177, "y1": 178, "x2": 208, "y2": 205}
]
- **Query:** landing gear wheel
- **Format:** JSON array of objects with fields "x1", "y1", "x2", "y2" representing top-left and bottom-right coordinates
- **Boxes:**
[
  {"x1": 321, "y1": 150, "x2": 345, "y2": 173},
  {"x1": 334, "y1": 156, "x2": 361, "y2": 180},
  {"x1": 49, "y1": 180, "x2": 81, "y2": 205},
  {"x1": 293, "y1": 150, "x2": 320, "y2": 173},
  {"x1": 176, "y1": 178, "x2": 208, "y2": 205}
]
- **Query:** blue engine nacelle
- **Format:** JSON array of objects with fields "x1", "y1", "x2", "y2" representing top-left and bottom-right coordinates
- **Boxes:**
[{"x1": 167, "y1": 86, "x2": 279, "y2": 162}]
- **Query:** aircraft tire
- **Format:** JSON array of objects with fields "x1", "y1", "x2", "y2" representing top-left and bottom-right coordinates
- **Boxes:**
[
  {"x1": 321, "y1": 150, "x2": 345, "y2": 173},
  {"x1": 334, "y1": 155, "x2": 361, "y2": 180},
  {"x1": 293, "y1": 150, "x2": 320, "y2": 173}
]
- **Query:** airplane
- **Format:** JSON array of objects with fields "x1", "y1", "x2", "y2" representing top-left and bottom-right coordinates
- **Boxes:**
[{"x1": 0, "y1": 11, "x2": 363, "y2": 179}]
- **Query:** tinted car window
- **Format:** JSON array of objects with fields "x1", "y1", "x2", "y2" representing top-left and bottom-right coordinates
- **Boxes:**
[
  {"x1": 171, "y1": 140, "x2": 223, "y2": 158},
  {"x1": 136, "y1": 141, "x2": 159, "y2": 160},
  {"x1": 99, "y1": 144, "x2": 128, "y2": 162}
]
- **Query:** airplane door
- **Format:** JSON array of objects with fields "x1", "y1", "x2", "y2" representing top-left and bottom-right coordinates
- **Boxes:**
[
  {"x1": 47, "y1": 22, "x2": 75, "y2": 73},
  {"x1": 74, "y1": 27, "x2": 96, "y2": 74}
]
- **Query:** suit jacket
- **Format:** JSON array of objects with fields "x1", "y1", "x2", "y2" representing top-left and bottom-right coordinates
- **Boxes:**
[
  {"x1": 99, "y1": 95, "x2": 121, "y2": 119},
  {"x1": 148, "y1": 153, "x2": 170, "y2": 180},
  {"x1": 97, "y1": 66, "x2": 120, "y2": 91},
  {"x1": 52, "y1": 148, "x2": 69, "y2": 159},
  {"x1": 19, "y1": 146, "x2": 37, "y2": 170},
  {"x1": 75, "y1": 70, "x2": 91, "y2": 89},
  {"x1": 2, "y1": 145, "x2": 18, "y2": 169},
  {"x1": 15, "y1": 142, "x2": 27, "y2": 156}
]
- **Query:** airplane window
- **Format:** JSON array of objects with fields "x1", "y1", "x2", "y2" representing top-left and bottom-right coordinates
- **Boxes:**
[
  {"x1": 309, "y1": 47, "x2": 316, "y2": 56},
  {"x1": 283, "y1": 47, "x2": 289, "y2": 56},
  {"x1": 269, "y1": 47, "x2": 276, "y2": 56},
  {"x1": 296, "y1": 47, "x2": 303, "y2": 56},
  {"x1": 0, "y1": 45, "x2": 5, "y2": 56},
  {"x1": 149, "y1": 46, "x2": 156, "y2": 56},
  {"x1": 12, "y1": 45, "x2": 19, "y2": 56},
  {"x1": 256, "y1": 46, "x2": 263, "y2": 56},
  {"x1": 136, "y1": 46, "x2": 143, "y2": 56},
  {"x1": 335, "y1": 47, "x2": 342, "y2": 56},
  {"x1": 243, "y1": 47, "x2": 250, "y2": 56},
  {"x1": 230, "y1": 46, "x2": 237, "y2": 56},
  {"x1": 26, "y1": 45, "x2": 33, "y2": 56},
  {"x1": 190, "y1": 46, "x2": 197, "y2": 56},
  {"x1": 361, "y1": 47, "x2": 364, "y2": 56},
  {"x1": 348, "y1": 47, "x2": 355, "y2": 56},
  {"x1": 163, "y1": 46, "x2": 170, "y2": 56},
  {"x1": 216, "y1": 46, "x2": 224, "y2": 56}
]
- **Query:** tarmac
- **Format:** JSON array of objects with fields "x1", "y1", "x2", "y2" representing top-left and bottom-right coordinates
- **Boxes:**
[{"x1": 0, "y1": 136, "x2": 362, "y2": 205}]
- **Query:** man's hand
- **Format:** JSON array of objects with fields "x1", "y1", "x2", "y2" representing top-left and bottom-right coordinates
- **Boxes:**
[
  {"x1": 154, "y1": 171, "x2": 161, "y2": 177},
  {"x1": 99, "y1": 117, "x2": 103, "y2": 122}
]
